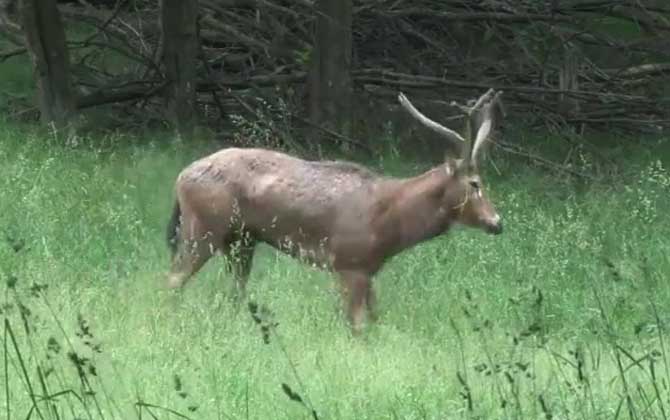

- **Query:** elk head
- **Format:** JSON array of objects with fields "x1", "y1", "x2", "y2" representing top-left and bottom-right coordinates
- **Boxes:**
[{"x1": 398, "y1": 88, "x2": 504, "y2": 235}]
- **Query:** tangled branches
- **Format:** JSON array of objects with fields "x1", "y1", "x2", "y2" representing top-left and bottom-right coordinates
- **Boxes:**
[{"x1": 1, "y1": 0, "x2": 669, "y2": 135}]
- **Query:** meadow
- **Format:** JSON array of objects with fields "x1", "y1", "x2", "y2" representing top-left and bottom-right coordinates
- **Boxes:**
[{"x1": 0, "y1": 120, "x2": 669, "y2": 420}]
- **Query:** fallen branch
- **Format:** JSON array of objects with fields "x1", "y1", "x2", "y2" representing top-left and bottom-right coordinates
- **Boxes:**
[
  {"x1": 0, "y1": 46, "x2": 26, "y2": 61},
  {"x1": 354, "y1": 69, "x2": 651, "y2": 101},
  {"x1": 496, "y1": 140, "x2": 597, "y2": 180},
  {"x1": 610, "y1": 63, "x2": 670, "y2": 78},
  {"x1": 76, "y1": 81, "x2": 167, "y2": 109},
  {"x1": 377, "y1": 10, "x2": 572, "y2": 23},
  {"x1": 198, "y1": 72, "x2": 307, "y2": 90}
]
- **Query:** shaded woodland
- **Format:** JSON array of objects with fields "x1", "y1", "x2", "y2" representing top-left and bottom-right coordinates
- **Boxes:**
[{"x1": 1, "y1": 0, "x2": 669, "y2": 150}]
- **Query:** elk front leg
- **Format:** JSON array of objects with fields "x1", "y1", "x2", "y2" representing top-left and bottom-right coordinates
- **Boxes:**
[
  {"x1": 338, "y1": 270, "x2": 373, "y2": 334},
  {"x1": 366, "y1": 286, "x2": 378, "y2": 323},
  {"x1": 223, "y1": 237, "x2": 256, "y2": 302}
]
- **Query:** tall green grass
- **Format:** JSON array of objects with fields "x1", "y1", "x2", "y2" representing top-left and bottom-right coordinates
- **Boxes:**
[{"x1": 1, "y1": 122, "x2": 669, "y2": 419}]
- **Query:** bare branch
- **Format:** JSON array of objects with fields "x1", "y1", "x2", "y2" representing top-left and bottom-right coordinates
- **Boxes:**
[
  {"x1": 611, "y1": 63, "x2": 670, "y2": 78},
  {"x1": 201, "y1": 14, "x2": 270, "y2": 55},
  {"x1": 496, "y1": 140, "x2": 597, "y2": 180},
  {"x1": 0, "y1": 46, "x2": 25, "y2": 61},
  {"x1": 77, "y1": 81, "x2": 166, "y2": 109},
  {"x1": 198, "y1": 71, "x2": 307, "y2": 89},
  {"x1": 377, "y1": 9, "x2": 572, "y2": 23},
  {"x1": 355, "y1": 69, "x2": 651, "y2": 101}
]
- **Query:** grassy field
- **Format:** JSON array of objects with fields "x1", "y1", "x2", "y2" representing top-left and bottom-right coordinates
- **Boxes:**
[{"x1": 0, "y1": 121, "x2": 669, "y2": 420}]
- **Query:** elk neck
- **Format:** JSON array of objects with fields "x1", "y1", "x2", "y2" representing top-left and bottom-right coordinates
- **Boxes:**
[{"x1": 372, "y1": 166, "x2": 456, "y2": 258}]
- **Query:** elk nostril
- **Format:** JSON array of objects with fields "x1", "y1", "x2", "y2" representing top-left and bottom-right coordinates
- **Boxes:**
[{"x1": 488, "y1": 222, "x2": 502, "y2": 235}]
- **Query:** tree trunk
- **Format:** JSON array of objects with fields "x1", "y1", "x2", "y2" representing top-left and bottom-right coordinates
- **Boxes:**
[
  {"x1": 160, "y1": 0, "x2": 199, "y2": 140},
  {"x1": 558, "y1": 45, "x2": 580, "y2": 116},
  {"x1": 309, "y1": 0, "x2": 353, "y2": 138},
  {"x1": 19, "y1": 0, "x2": 76, "y2": 130}
]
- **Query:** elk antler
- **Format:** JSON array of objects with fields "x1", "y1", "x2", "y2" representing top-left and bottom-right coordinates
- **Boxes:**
[
  {"x1": 398, "y1": 90, "x2": 504, "y2": 166},
  {"x1": 472, "y1": 91, "x2": 504, "y2": 164},
  {"x1": 398, "y1": 92, "x2": 466, "y2": 146},
  {"x1": 450, "y1": 89, "x2": 504, "y2": 167}
]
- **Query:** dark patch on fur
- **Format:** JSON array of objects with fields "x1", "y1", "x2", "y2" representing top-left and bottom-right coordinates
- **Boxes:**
[
  {"x1": 166, "y1": 201, "x2": 181, "y2": 256},
  {"x1": 206, "y1": 165, "x2": 229, "y2": 182}
]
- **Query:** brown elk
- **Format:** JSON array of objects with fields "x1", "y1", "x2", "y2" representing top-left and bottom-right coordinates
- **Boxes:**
[{"x1": 165, "y1": 89, "x2": 504, "y2": 334}]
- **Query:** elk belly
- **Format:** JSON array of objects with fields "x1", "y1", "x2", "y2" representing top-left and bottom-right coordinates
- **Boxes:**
[{"x1": 264, "y1": 232, "x2": 333, "y2": 271}]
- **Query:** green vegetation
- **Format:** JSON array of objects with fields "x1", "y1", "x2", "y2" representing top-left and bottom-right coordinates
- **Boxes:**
[{"x1": 1, "y1": 120, "x2": 669, "y2": 419}]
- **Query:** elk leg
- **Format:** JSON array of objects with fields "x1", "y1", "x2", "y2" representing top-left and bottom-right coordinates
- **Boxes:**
[
  {"x1": 339, "y1": 271, "x2": 371, "y2": 334},
  {"x1": 366, "y1": 286, "x2": 379, "y2": 323},
  {"x1": 224, "y1": 237, "x2": 256, "y2": 301},
  {"x1": 167, "y1": 217, "x2": 217, "y2": 289}
]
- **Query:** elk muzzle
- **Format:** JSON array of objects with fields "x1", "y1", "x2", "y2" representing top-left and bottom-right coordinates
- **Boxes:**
[{"x1": 484, "y1": 214, "x2": 503, "y2": 235}]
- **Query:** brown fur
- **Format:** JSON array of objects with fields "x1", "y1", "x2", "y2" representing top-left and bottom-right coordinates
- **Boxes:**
[{"x1": 165, "y1": 147, "x2": 502, "y2": 334}]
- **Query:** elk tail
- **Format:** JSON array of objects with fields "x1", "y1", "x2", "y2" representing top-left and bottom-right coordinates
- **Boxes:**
[{"x1": 166, "y1": 200, "x2": 181, "y2": 257}]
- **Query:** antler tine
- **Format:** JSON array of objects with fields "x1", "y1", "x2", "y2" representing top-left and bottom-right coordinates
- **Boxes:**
[
  {"x1": 495, "y1": 92, "x2": 507, "y2": 118},
  {"x1": 468, "y1": 88, "x2": 496, "y2": 117},
  {"x1": 449, "y1": 100, "x2": 471, "y2": 114},
  {"x1": 471, "y1": 91, "x2": 504, "y2": 165},
  {"x1": 398, "y1": 92, "x2": 466, "y2": 146},
  {"x1": 448, "y1": 88, "x2": 496, "y2": 163},
  {"x1": 450, "y1": 88, "x2": 496, "y2": 117}
]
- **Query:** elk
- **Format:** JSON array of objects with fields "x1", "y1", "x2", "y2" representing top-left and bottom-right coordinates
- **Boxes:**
[{"x1": 165, "y1": 89, "x2": 504, "y2": 334}]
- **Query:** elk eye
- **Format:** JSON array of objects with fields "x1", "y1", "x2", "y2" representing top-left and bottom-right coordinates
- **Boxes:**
[{"x1": 469, "y1": 181, "x2": 480, "y2": 189}]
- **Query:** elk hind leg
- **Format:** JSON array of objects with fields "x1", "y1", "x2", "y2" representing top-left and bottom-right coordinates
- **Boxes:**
[{"x1": 167, "y1": 217, "x2": 218, "y2": 289}]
